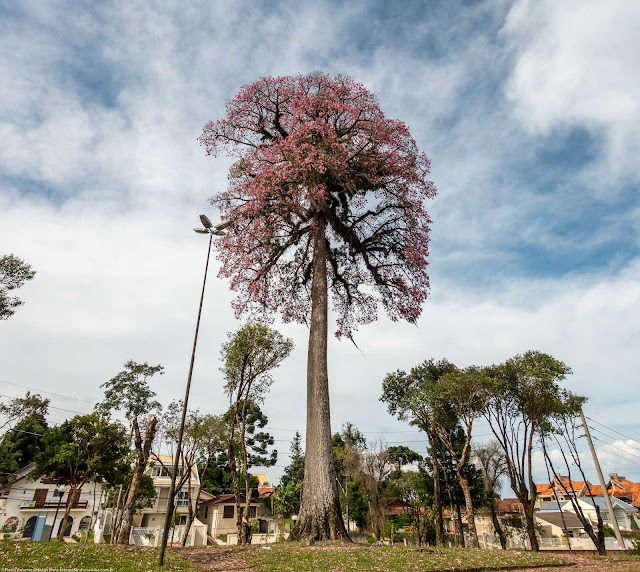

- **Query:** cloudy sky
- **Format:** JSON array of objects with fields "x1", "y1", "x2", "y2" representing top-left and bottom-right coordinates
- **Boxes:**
[{"x1": 1, "y1": 0, "x2": 639, "y2": 488}]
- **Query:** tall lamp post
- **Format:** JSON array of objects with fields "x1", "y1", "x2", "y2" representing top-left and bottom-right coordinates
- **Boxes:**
[{"x1": 158, "y1": 214, "x2": 230, "y2": 565}]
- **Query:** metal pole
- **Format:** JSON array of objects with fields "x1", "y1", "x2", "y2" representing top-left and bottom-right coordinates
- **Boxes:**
[
  {"x1": 48, "y1": 489, "x2": 63, "y2": 541},
  {"x1": 159, "y1": 232, "x2": 213, "y2": 565},
  {"x1": 579, "y1": 408, "x2": 625, "y2": 550}
]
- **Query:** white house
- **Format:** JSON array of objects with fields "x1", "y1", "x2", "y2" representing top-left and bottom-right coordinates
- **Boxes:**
[
  {"x1": 0, "y1": 463, "x2": 102, "y2": 540},
  {"x1": 94, "y1": 454, "x2": 209, "y2": 546},
  {"x1": 566, "y1": 496, "x2": 640, "y2": 531},
  {"x1": 198, "y1": 493, "x2": 266, "y2": 540}
]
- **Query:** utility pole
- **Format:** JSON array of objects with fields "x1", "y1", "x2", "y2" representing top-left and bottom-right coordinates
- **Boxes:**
[
  {"x1": 47, "y1": 489, "x2": 64, "y2": 541},
  {"x1": 345, "y1": 477, "x2": 349, "y2": 535},
  {"x1": 580, "y1": 408, "x2": 625, "y2": 550}
]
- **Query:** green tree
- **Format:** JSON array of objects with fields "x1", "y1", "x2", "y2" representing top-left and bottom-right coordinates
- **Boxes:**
[
  {"x1": 220, "y1": 322, "x2": 293, "y2": 544},
  {"x1": 220, "y1": 400, "x2": 279, "y2": 543},
  {"x1": 427, "y1": 426, "x2": 487, "y2": 547},
  {"x1": 97, "y1": 360, "x2": 163, "y2": 545},
  {"x1": 381, "y1": 359, "x2": 457, "y2": 546},
  {"x1": 0, "y1": 412, "x2": 49, "y2": 484},
  {"x1": 182, "y1": 413, "x2": 226, "y2": 546},
  {"x1": 483, "y1": 351, "x2": 572, "y2": 551},
  {"x1": 281, "y1": 431, "x2": 305, "y2": 515},
  {"x1": 31, "y1": 413, "x2": 130, "y2": 541},
  {"x1": 0, "y1": 392, "x2": 49, "y2": 447},
  {"x1": 387, "y1": 446, "x2": 423, "y2": 475},
  {"x1": 430, "y1": 366, "x2": 490, "y2": 547},
  {"x1": 0, "y1": 254, "x2": 36, "y2": 320},
  {"x1": 346, "y1": 481, "x2": 368, "y2": 530},
  {"x1": 393, "y1": 467, "x2": 434, "y2": 545}
]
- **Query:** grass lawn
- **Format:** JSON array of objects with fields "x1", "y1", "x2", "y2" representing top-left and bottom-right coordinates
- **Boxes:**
[
  {"x1": 237, "y1": 543, "x2": 571, "y2": 571},
  {"x1": 0, "y1": 540, "x2": 198, "y2": 571}
]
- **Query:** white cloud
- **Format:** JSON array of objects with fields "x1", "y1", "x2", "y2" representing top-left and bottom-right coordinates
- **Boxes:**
[
  {"x1": 502, "y1": 0, "x2": 640, "y2": 185},
  {"x1": 1, "y1": 0, "x2": 639, "y2": 486}
]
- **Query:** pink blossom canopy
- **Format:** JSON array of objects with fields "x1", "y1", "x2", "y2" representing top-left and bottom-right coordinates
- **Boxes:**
[{"x1": 199, "y1": 72, "x2": 436, "y2": 338}]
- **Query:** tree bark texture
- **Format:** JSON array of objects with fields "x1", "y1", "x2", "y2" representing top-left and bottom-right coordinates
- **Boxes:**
[
  {"x1": 489, "y1": 500, "x2": 507, "y2": 549},
  {"x1": 57, "y1": 487, "x2": 80, "y2": 541},
  {"x1": 455, "y1": 504, "x2": 463, "y2": 547},
  {"x1": 290, "y1": 221, "x2": 349, "y2": 541},
  {"x1": 523, "y1": 503, "x2": 539, "y2": 551},
  {"x1": 428, "y1": 430, "x2": 444, "y2": 547},
  {"x1": 458, "y1": 473, "x2": 479, "y2": 548},
  {"x1": 118, "y1": 415, "x2": 157, "y2": 544}
]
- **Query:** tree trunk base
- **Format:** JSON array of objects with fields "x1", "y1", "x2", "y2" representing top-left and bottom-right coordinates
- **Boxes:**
[{"x1": 290, "y1": 499, "x2": 350, "y2": 542}]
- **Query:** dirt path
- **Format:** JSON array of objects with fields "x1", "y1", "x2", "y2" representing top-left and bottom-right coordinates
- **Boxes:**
[
  {"x1": 181, "y1": 547, "x2": 256, "y2": 572},
  {"x1": 181, "y1": 546, "x2": 640, "y2": 572}
]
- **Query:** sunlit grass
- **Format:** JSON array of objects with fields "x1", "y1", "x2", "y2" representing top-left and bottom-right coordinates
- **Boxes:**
[{"x1": 0, "y1": 539, "x2": 198, "y2": 571}]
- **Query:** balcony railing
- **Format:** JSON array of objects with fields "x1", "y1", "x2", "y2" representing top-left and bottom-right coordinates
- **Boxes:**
[{"x1": 20, "y1": 500, "x2": 89, "y2": 509}]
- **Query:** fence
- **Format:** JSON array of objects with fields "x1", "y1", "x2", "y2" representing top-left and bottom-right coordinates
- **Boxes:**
[
  {"x1": 129, "y1": 521, "x2": 208, "y2": 547},
  {"x1": 538, "y1": 536, "x2": 633, "y2": 551}
]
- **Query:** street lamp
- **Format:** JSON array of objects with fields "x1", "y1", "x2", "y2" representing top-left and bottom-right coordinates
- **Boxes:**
[{"x1": 158, "y1": 215, "x2": 229, "y2": 566}]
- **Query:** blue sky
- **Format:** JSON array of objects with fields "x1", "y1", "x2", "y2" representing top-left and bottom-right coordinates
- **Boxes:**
[{"x1": 1, "y1": 0, "x2": 639, "y2": 486}]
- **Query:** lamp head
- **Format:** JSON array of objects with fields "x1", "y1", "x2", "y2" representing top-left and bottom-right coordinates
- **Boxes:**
[
  {"x1": 214, "y1": 220, "x2": 233, "y2": 231},
  {"x1": 199, "y1": 214, "x2": 213, "y2": 229}
]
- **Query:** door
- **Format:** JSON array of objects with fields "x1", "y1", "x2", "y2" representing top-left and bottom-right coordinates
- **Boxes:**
[
  {"x1": 23, "y1": 516, "x2": 37, "y2": 538},
  {"x1": 58, "y1": 516, "x2": 73, "y2": 537},
  {"x1": 33, "y1": 489, "x2": 48, "y2": 508}
]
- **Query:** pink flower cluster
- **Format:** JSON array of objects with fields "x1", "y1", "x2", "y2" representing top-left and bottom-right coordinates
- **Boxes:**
[{"x1": 199, "y1": 73, "x2": 436, "y2": 338}]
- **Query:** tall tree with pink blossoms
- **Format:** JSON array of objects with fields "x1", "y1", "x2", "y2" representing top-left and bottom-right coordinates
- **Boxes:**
[{"x1": 200, "y1": 72, "x2": 436, "y2": 540}]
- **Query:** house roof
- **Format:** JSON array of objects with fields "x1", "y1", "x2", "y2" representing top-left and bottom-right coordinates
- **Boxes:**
[
  {"x1": 609, "y1": 475, "x2": 640, "y2": 508},
  {"x1": 578, "y1": 495, "x2": 637, "y2": 512},
  {"x1": 536, "y1": 511, "x2": 585, "y2": 529},
  {"x1": 580, "y1": 474, "x2": 640, "y2": 508},
  {"x1": 536, "y1": 484, "x2": 554, "y2": 496},
  {"x1": 386, "y1": 499, "x2": 410, "y2": 517},
  {"x1": 496, "y1": 498, "x2": 521, "y2": 514},
  {"x1": 538, "y1": 501, "x2": 569, "y2": 512},
  {"x1": 536, "y1": 476, "x2": 586, "y2": 497},
  {"x1": 258, "y1": 487, "x2": 274, "y2": 497}
]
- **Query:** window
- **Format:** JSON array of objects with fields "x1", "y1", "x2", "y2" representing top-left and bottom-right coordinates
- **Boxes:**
[
  {"x1": 204, "y1": 506, "x2": 209, "y2": 519},
  {"x1": 32, "y1": 489, "x2": 48, "y2": 508},
  {"x1": 151, "y1": 465, "x2": 184, "y2": 478},
  {"x1": 178, "y1": 515, "x2": 188, "y2": 526},
  {"x1": 249, "y1": 506, "x2": 257, "y2": 519},
  {"x1": 176, "y1": 491, "x2": 189, "y2": 507},
  {"x1": 223, "y1": 505, "x2": 234, "y2": 519}
]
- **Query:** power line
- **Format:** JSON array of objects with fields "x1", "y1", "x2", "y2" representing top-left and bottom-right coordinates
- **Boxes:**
[
  {"x1": 584, "y1": 406, "x2": 640, "y2": 441},
  {"x1": 590, "y1": 435, "x2": 640, "y2": 467},
  {"x1": 0, "y1": 378, "x2": 98, "y2": 405},
  {"x1": 585, "y1": 416, "x2": 640, "y2": 452},
  {"x1": 587, "y1": 426, "x2": 640, "y2": 460},
  {"x1": 0, "y1": 393, "x2": 89, "y2": 416}
]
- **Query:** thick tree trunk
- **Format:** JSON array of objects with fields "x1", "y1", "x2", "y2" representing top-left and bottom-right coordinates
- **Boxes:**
[
  {"x1": 459, "y1": 473, "x2": 479, "y2": 548},
  {"x1": 429, "y1": 431, "x2": 444, "y2": 547},
  {"x1": 523, "y1": 501, "x2": 539, "y2": 551},
  {"x1": 118, "y1": 416, "x2": 157, "y2": 544},
  {"x1": 455, "y1": 504, "x2": 464, "y2": 547},
  {"x1": 290, "y1": 220, "x2": 349, "y2": 542},
  {"x1": 57, "y1": 487, "x2": 80, "y2": 541},
  {"x1": 489, "y1": 499, "x2": 506, "y2": 549},
  {"x1": 239, "y1": 403, "x2": 252, "y2": 545}
]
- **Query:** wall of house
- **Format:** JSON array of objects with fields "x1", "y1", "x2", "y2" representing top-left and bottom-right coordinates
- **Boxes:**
[{"x1": 1, "y1": 478, "x2": 102, "y2": 539}]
